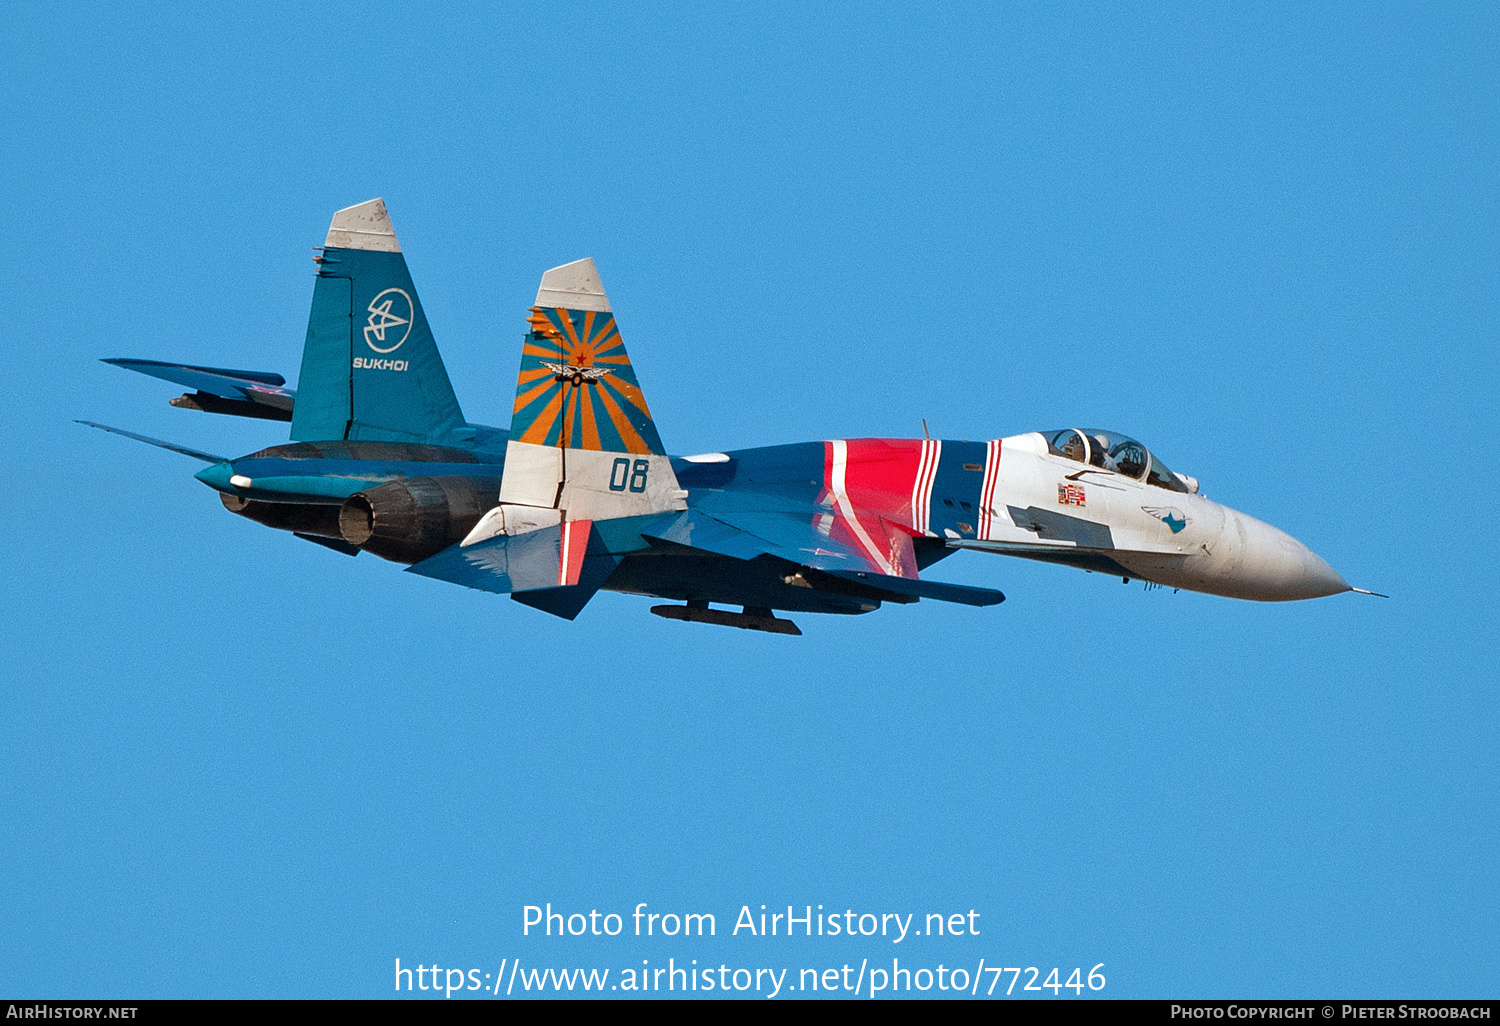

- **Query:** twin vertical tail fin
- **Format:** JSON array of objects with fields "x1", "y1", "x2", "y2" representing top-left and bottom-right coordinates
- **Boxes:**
[
  {"x1": 410, "y1": 259, "x2": 679, "y2": 618},
  {"x1": 489, "y1": 258, "x2": 684, "y2": 526},
  {"x1": 512, "y1": 259, "x2": 664, "y2": 455},
  {"x1": 290, "y1": 199, "x2": 467, "y2": 444}
]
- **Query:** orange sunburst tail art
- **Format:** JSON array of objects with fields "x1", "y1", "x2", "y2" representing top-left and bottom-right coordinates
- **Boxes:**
[
  {"x1": 508, "y1": 260, "x2": 665, "y2": 455},
  {"x1": 497, "y1": 258, "x2": 685, "y2": 521}
]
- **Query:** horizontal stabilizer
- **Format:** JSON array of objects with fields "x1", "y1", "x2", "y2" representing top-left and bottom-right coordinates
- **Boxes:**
[
  {"x1": 406, "y1": 520, "x2": 620, "y2": 619},
  {"x1": 513, "y1": 584, "x2": 602, "y2": 621},
  {"x1": 75, "y1": 420, "x2": 224, "y2": 463}
]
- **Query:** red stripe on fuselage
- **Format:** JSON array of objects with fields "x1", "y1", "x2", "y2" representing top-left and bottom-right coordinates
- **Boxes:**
[
  {"x1": 821, "y1": 439, "x2": 925, "y2": 578},
  {"x1": 559, "y1": 519, "x2": 591, "y2": 586},
  {"x1": 978, "y1": 439, "x2": 1002, "y2": 540},
  {"x1": 829, "y1": 438, "x2": 926, "y2": 528}
]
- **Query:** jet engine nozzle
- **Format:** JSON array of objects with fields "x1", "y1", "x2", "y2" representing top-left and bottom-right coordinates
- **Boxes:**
[
  {"x1": 338, "y1": 475, "x2": 500, "y2": 564},
  {"x1": 220, "y1": 491, "x2": 345, "y2": 538}
]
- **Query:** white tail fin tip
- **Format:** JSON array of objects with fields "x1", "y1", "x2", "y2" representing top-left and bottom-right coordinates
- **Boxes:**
[
  {"x1": 325, "y1": 198, "x2": 401, "y2": 253},
  {"x1": 536, "y1": 257, "x2": 610, "y2": 312}
]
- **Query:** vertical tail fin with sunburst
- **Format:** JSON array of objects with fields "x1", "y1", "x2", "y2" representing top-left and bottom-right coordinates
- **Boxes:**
[
  {"x1": 480, "y1": 259, "x2": 685, "y2": 538},
  {"x1": 511, "y1": 259, "x2": 665, "y2": 455}
]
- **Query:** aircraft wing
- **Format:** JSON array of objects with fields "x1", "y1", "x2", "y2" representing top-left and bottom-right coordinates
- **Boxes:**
[
  {"x1": 645, "y1": 506, "x2": 872, "y2": 570},
  {"x1": 104, "y1": 358, "x2": 296, "y2": 422},
  {"x1": 408, "y1": 504, "x2": 1003, "y2": 618},
  {"x1": 75, "y1": 420, "x2": 225, "y2": 463},
  {"x1": 643, "y1": 507, "x2": 1005, "y2": 607}
]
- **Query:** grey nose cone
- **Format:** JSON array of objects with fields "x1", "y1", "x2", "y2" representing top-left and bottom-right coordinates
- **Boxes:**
[
  {"x1": 1230, "y1": 510, "x2": 1351, "y2": 601},
  {"x1": 1296, "y1": 546, "x2": 1350, "y2": 600}
]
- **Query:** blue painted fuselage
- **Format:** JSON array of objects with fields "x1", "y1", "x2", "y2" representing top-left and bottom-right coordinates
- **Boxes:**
[
  {"x1": 195, "y1": 436, "x2": 507, "y2": 503},
  {"x1": 196, "y1": 437, "x2": 958, "y2": 614}
]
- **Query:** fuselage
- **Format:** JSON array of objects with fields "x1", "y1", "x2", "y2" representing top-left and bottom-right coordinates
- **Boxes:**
[
  {"x1": 102, "y1": 202, "x2": 1354, "y2": 627},
  {"x1": 192, "y1": 429, "x2": 1347, "y2": 607}
]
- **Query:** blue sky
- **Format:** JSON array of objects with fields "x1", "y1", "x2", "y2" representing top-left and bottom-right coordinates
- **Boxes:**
[{"x1": 1, "y1": 2, "x2": 1495, "y2": 998}]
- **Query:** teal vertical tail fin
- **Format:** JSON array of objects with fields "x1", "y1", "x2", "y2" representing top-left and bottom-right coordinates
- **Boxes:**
[{"x1": 289, "y1": 199, "x2": 467, "y2": 444}]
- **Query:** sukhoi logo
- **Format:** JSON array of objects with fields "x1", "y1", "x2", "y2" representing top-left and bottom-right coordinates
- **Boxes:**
[
  {"x1": 353, "y1": 356, "x2": 408, "y2": 371},
  {"x1": 364, "y1": 287, "x2": 413, "y2": 353}
]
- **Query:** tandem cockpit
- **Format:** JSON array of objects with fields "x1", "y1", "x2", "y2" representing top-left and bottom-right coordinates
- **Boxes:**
[{"x1": 1043, "y1": 428, "x2": 1199, "y2": 494}]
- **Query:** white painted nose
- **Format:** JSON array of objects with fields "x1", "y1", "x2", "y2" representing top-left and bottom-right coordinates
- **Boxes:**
[{"x1": 1224, "y1": 509, "x2": 1349, "y2": 601}]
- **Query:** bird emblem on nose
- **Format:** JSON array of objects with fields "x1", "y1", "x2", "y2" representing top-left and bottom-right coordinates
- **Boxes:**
[{"x1": 1143, "y1": 506, "x2": 1189, "y2": 533}]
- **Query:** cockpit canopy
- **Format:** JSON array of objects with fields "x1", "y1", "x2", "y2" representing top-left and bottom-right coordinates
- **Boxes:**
[{"x1": 1046, "y1": 428, "x2": 1197, "y2": 493}]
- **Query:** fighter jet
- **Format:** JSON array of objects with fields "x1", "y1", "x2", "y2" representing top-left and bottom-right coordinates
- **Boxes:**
[{"x1": 85, "y1": 199, "x2": 1376, "y2": 635}]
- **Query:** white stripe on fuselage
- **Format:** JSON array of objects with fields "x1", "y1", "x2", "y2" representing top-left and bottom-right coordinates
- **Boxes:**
[
  {"x1": 558, "y1": 520, "x2": 576, "y2": 586},
  {"x1": 912, "y1": 438, "x2": 941, "y2": 536}
]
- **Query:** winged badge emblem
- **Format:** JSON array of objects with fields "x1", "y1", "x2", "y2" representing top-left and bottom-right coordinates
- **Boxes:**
[{"x1": 541, "y1": 361, "x2": 611, "y2": 386}]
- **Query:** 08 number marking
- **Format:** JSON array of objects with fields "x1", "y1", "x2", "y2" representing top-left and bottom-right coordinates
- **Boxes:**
[{"x1": 609, "y1": 458, "x2": 650, "y2": 493}]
